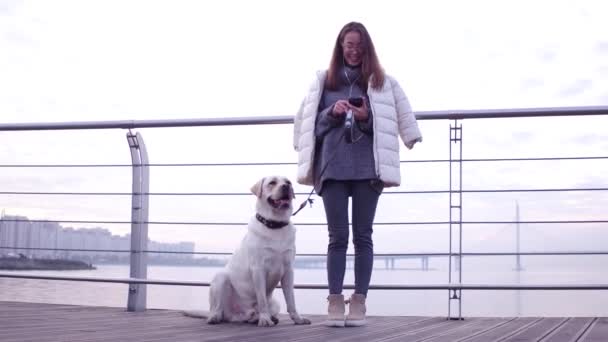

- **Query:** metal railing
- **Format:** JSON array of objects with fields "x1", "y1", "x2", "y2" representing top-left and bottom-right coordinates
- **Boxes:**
[{"x1": 1, "y1": 105, "x2": 608, "y2": 319}]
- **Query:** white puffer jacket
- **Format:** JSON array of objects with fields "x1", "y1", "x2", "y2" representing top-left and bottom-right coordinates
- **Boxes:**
[{"x1": 293, "y1": 70, "x2": 422, "y2": 187}]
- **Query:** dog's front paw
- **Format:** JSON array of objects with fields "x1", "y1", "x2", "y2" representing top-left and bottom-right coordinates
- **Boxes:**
[
  {"x1": 206, "y1": 312, "x2": 223, "y2": 325},
  {"x1": 257, "y1": 313, "x2": 276, "y2": 327},
  {"x1": 291, "y1": 314, "x2": 311, "y2": 325},
  {"x1": 245, "y1": 309, "x2": 259, "y2": 324}
]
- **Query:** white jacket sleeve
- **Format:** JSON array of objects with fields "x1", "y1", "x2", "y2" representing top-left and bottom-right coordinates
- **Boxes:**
[
  {"x1": 293, "y1": 97, "x2": 306, "y2": 151},
  {"x1": 391, "y1": 78, "x2": 422, "y2": 149}
]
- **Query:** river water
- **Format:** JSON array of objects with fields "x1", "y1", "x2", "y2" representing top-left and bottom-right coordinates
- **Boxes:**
[{"x1": 1, "y1": 258, "x2": 607, "y2": 317}]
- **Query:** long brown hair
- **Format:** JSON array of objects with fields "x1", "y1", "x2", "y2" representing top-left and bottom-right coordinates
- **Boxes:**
[{"x1": 325, "y1": 22, "x2": 385, "y2": 91}]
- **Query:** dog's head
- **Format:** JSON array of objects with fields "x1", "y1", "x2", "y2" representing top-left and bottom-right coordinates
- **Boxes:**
[{"x1": 251, "y1": 176, "x2": 295, "y2": 219}]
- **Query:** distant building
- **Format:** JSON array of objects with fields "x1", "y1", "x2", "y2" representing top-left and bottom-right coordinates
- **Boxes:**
[{"x1": 0, "y1": 213, "x2": 195, "y2": 262}]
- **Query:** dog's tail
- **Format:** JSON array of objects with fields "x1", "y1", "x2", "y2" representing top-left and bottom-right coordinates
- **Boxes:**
[{"x1": 181, "y1": 310, "x2": 209, "y2": 319}]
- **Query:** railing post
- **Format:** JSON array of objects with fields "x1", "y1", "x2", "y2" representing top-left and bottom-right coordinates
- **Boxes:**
[
  {"x1": 126, "y1": 131, "x2": 150, "y2": 312},
  {"x1": 448, "y1": 120, "x2": 464, "y2": 320}
]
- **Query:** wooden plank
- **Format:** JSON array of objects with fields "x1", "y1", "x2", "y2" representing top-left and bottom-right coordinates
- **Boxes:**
[
  {"x1": 500, "y1": 317, "x2": 568, "y2": 341},
  {"x1": 1, "y1": 302, "x2": 607, "y2": 342},
  {"x1": 266, "y1": 316, "x2": 412, "y2": 342},
  {"x1": 291, "y1": 317, "x2": 442, "y2": 342},
  {"x1": 365, "y1": 318, "x2": 481, "y2": 342},
  {"x1": 140, "y1": 316, "x2": 426, "y2": 342},
  {"x1": 1, "y1": 310, "x2": 185, "y2": 333},
  {"x1": 140, "y1": 319, "x2": 333, "y2": 342},
  {"x1": 283, "y1": 316, "x2": 413, "y2": 342},
  {"x1": 459, "y1": 317, "x2": 541, "y2": 342},
  {"x1": 1, "y1": 310, "x2": 175, "y2": 329},
  {"x1": 0, "y1": 303, "x2": 192, "y2": 342},
  {"x1": 91, "y1": 317, "x2": 326, "y2": 342},
  {"x1": 56, "y1": 313, "x2": 332, "y2": 342},
  {"x1": 422, "y1": 317, "x2": 512, "y2": 342},
  {"x1": 580, "y1": 317, "x2": 608, "y2": 342},
  {"x1": 191, "y1": 316, "x2": 415, "y2": 342},
  {"x1": 540, "y1": 317, "x2": 596, "y2": 342},
  {"x1": 0, "y1": 313, "x2": 195, "y2": 342}
]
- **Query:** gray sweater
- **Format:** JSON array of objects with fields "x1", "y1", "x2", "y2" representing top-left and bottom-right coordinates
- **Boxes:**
[{"x1": 313, "y1": 65, "x2": 379, "y2": 194}]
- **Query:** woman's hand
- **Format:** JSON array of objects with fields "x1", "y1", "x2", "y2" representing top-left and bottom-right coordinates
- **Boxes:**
[
  {"x1": 331, "y1": 100, "x2": 350, "y2": 117},
  {"x1": 348, "y1": 100, "x2": 369, "y2": 121}
]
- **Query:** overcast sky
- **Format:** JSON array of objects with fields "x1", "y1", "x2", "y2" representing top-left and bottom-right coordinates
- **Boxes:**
[{"x1": 1, "y1": 0, "x2": 607, "y2": 255}]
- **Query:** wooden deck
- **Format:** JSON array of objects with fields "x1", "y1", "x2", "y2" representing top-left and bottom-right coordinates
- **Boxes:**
[{"x1": 0, "y1": 301, "x2": 606, "y2": 342}]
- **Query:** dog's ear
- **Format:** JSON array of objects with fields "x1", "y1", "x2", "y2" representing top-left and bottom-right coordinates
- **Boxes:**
[{"x1": 250, "y1": 177, "x2": 265, "y2": 198}]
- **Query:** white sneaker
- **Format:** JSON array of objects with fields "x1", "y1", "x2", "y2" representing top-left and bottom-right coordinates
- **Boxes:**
[
  {"x1": 345, "y1": 293, "x2": 366, "y2": 327},
  {"x1": 324, "y1": 294, "x2": 345, "y2": 327}
]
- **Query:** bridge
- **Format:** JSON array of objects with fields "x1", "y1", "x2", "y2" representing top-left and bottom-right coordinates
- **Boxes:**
[{"x1": 294, "y1": 254, "x2": 432, "y2": 270}]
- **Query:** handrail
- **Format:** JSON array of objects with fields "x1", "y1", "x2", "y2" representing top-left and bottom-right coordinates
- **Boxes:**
[
  {"x1": 1, "y1": 218, "x2": 607, "y2": 226},
  {"x1": 1, "y1": 273, "x2": 607, "y2": 290},
  {"x1": 1, "y1": 155, "x2": 607, "y2": 168},
  {"x1": 1, "y1": 187, "x2": 607, "y2": 196},
  {"x1": 2, "y1": 245, "x2": 608, "y2": 256},
  {"x1": 1, "y1": 106, "x2": 607, "y2": 131}
]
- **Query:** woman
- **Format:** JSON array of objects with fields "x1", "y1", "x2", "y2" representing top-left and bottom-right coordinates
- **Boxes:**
[{"x1": 293, "y1": 22, "x2": 422, "y2": 327}]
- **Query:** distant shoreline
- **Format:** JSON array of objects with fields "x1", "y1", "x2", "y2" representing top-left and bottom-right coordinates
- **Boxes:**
[{"x1": 0, "y1": 257, "x2": 96, "y2": 271}]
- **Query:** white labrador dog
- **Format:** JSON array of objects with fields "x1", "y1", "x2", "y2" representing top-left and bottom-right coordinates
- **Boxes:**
[{"x1": 187, "y1": 176, "x2": 310, "y2": 327}]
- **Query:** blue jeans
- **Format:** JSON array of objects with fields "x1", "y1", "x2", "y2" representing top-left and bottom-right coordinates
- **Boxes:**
[{"x1": 321, "y1": 179, "x2": 381, "y2": 296}]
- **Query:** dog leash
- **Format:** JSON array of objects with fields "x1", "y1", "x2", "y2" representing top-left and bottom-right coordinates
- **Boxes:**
[
  {"x1": 292, "y1": 188, "x2": 316, "y2": 216},
  {"x1": 293, "y1": 126, "x2": 361, "y2": 216},
  {"x1": 292, "y1": 105, "x2": 371, "y2": 217}
]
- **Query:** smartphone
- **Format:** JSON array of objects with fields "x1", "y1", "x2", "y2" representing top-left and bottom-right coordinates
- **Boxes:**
[{"x1": 348, "y1": 97, "x2": 364, "y2": 107}]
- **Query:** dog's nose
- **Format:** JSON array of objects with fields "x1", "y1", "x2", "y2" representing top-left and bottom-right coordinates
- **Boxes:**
[{"x1": 280, "y1": 184, "x2": 292, "y2": 195}]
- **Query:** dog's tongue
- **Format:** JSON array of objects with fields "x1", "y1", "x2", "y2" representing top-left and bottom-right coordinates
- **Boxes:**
[
  {"x1": 268, "y1": 197, "x2": 291, "y2": 209},
  {"x1": 276, "y1": 199, "x2": 289, "y2": 206}
]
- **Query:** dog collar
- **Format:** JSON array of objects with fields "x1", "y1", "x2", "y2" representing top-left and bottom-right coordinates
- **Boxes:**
[{"x1": 256, "y1": 213, "x2": 289, "y2": 229}]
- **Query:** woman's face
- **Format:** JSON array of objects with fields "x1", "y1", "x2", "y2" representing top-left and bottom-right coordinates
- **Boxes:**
[{"x1": 341, "y1": 31, "x2": 363, "y2": 66}]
